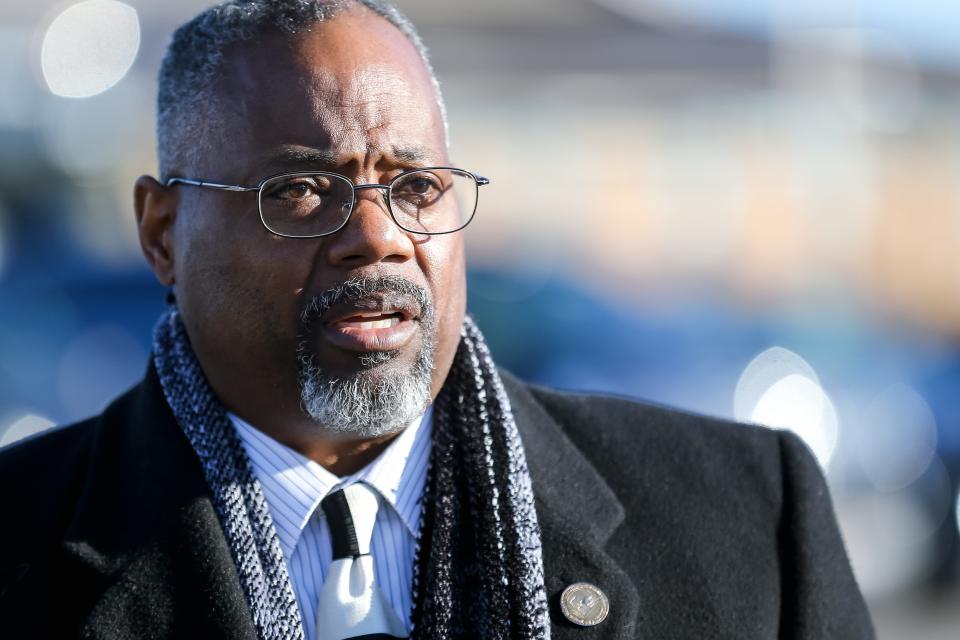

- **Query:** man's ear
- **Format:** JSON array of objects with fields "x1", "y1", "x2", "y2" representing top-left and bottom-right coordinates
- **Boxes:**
[{"x1": 134, "y1": 175, "x2": 178, "y2": 286}]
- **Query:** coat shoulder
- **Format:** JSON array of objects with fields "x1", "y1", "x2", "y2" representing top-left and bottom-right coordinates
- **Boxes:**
[
  {"x1": 0, "y1": 418, "x2": 98, "y2": 591},
  {"x1": 525, "y1": 378, "x2": 781, "y2": 450},
  {"x1": 0, "y1": 417, "x2": 99, "y2": 515},
  {"x1": 0, "y1": 382, "x2": 141, "y2": 557},
  {"x1": 515, "y1": 375, "x2": 798, "y2": 507},
  {"x1": 0, "y1": 417, "x2": 97, "y2": 480},
  {"x1": 505, "y1": 373, "x2": 873, "y2": 638}
]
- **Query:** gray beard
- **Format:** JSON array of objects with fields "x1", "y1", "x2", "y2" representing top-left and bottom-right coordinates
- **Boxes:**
[{"x1": 296, "y1": 276, "x2": 436, "y2": 438}]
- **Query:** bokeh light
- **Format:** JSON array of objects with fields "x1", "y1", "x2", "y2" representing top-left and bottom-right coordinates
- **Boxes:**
[
  {"x1": 842, "y1": 492, "x2": 938, "y2": 597},
  {"x1": 734, "y1": 346, "x2": 818, "y2": 417},
  {"x1": 856, "y1": 384, "x2": 938, "y2": 492},
  {"x1": 0, "y1": 413, "x2": 55, "y2": 448},
  {"x1": 842, "y1": 455, "x2": 953, "y2": 597},
  {"x1": 734, "y1": 347, "x2": 838, "y2": 468},
  {"x1": 752, "y1": 374, "x2": 838, "y2": 468},
  {"x1": 40, "y1": 0, "x2": 140, "y2": 99}
]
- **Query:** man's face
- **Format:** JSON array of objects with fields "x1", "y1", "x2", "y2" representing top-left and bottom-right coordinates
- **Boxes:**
[{"x1": 168, "y1": 8, "x2": 465, "y2": 435}]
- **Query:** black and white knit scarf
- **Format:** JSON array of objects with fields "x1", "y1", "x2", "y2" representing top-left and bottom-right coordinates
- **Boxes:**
[{"x1": 152, "y1": 306, "x2": 551, "y2": 639}]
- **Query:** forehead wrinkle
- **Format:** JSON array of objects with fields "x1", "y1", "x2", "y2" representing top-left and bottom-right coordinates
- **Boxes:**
[
  {"x1": 280, "y1": 58, "x2": 444, "y2": 170},
  {"x1": 304, "y1": 65, "x2": 419, "y2": 119}
]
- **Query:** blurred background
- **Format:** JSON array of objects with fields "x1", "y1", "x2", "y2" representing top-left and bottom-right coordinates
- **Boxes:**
[{"x1": 1, "y1": 0, "x2": 959, "y2": 636}]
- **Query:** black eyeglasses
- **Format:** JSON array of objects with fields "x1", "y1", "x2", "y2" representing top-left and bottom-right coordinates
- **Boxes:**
[{"x1": 165, "y1": 167, "x2": 489, "y2": 238}]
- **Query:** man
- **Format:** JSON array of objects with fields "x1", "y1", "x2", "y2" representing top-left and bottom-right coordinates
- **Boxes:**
[{"x1": 0, "y1": 1, "x2": 874, "y2": 638}]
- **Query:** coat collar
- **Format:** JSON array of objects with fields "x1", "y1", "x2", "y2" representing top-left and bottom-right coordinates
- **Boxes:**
[{"x1": 501, "y1": 371, "x2": 640, "y2": 638}]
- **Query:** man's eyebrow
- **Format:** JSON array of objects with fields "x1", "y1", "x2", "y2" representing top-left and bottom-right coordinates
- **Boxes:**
[
  {"x1": 259, "y1": 145, "x2": 439, "y2": 176},
  {"x1": 262, "y1": 147, "x2": 340, "y2": 173},
  {"x1": 392, "y1": 145, "x2": 436, "y2": 166}
]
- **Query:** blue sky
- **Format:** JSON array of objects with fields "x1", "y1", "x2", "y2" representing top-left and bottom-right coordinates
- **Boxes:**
[{"x1": 634, "y1": 0, "x2": 960, "y2": 68}]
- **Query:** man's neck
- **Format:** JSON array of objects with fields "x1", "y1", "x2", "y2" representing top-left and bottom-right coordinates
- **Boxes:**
[
  {"x1": 232, "y1": 411, "x2": 403, "y2": 476},
  {"x1": 298, "y1": 432, "x2": 401, "y2": 476}
]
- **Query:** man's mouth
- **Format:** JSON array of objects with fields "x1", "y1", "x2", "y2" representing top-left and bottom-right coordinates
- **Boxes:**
[
  {"x1": 318, "y1": 296, "x2": 420, "y2": 353},
  {"x1": 336, "y1": 311, "x2": 404, "y2": 330}
]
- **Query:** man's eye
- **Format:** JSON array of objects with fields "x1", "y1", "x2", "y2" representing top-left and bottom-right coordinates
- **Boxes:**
[
  {"x1": 395, "y1": 175, "x2": 441, "y2": 196},
  {"x1": 267, "y1": 178, "x2": 333, "y2": 200},
  {"x1": 408, "y1": 178, "x2": 435, "y2": 194},
  {"x1": 272, "y1": 182, "x2": 314, "y2": 200}
]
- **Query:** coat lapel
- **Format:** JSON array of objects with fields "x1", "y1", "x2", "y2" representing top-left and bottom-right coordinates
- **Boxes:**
[
  {"x1": 60, "y1": 364, "x2": 258, "y2": 640},
  {"x1": 501, "y1": 372, "x2": 640, "y2": 639}
]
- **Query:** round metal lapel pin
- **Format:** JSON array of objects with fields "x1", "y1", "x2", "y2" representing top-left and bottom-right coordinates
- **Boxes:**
[{"x1": 560, "y1": 582, "x2": 609, "y2": 627}]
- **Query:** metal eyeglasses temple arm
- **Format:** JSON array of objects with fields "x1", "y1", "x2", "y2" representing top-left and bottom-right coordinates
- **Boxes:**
[
  {"x1": 165, "y1": 177, "x2": 259, "y2": 192},
  {"x1": 166, "y1": 173, "x2": 490, "y2": 190}
]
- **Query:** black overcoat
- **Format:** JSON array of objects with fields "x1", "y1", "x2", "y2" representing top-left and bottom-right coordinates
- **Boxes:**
[{"x1": 0, "y1": 364, "x2": 874, "y2": 638}]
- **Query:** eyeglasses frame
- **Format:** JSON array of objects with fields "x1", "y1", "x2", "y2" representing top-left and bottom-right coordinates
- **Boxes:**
[{"x1": 164, "y1": 166, "x2": 490, "y2": 239}]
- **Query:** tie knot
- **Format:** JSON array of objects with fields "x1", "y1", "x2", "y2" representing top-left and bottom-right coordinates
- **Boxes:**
[{"x1": 321, "y1": 483, "x2": 380, "y2": 559}]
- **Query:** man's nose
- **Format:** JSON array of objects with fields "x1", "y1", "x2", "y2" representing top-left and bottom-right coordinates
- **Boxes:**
[{"x1": 323, "y1": 187, "x2": 414, "y2": 267}]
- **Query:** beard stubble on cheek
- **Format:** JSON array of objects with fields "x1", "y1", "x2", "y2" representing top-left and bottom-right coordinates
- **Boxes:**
[{"x1": 294, "y1": 275, "x2": 439, "y2": 438}]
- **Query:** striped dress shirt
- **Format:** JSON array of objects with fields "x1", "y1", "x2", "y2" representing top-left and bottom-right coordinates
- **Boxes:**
[{"x1": 229, "y1": 409, "x2": 432, "y2": 640}]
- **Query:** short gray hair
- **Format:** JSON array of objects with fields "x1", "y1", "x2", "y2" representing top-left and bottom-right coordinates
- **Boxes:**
[{"x1": 156, "y1": 0, "x2": 447, "y2": 180}]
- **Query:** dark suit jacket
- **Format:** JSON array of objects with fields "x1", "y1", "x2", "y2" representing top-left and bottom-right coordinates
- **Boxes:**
[{"x1": 0, "y1": 364, "x2": 874, "y2": 639}]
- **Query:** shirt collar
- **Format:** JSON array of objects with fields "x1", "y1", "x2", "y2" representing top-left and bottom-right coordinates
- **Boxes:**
[{"x1": 229, "y1": 407, "x2": 433, "y2": 560}]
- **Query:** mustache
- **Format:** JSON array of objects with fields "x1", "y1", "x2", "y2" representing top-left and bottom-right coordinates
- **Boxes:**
[{"x1": 299, "y1": 275, "x2": 433, "y2": 324}]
